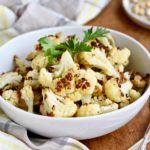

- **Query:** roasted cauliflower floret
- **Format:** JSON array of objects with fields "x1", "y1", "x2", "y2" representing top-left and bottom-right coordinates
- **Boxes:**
[
  {"x1": 2, "y1": 90, "x2": 19, "y2": 106},
  {"x1": 114, "y1": 64, "x2": 124, "y2": 72},
  {"x1": 75, "y1": 69, "x2": 97, "y2": 95},
  {"x1": 93, "y1": 83, "x2": 103, "y2": 96},
  {"x1": 99, "y1": 103, "x2": 118, "y2": 114},
  {"x1": 132, "y1": 74, "x2": 147, "y2": 88},
  {"x1": 95, "y1": 72, "x2": 107, "y2": 82},
  {"x1": 108, "y1": 47, "x2": 131, "y2": 67},
  {"x1": 105, "y1": 33, "x2": 116, "y2": 47},
  {"x1": 51, "y1": 64, "x2": 98, "y2": 102},
  {"x1": 76, "y1": 104, "x2": 101, "y2": 117},
  {"x1": 78, "y1": 48, "x2": 119, "y2": 77},
  {"x1": 81, "y1": 95, "x2": 92, "y2": 104},
  {"x1": 76, "y1": 103, "x2": 118, "y2": 117},
  {"x1": 20, "y1": 85, "x2": 34, "y2": 112},
  {"x1": 120, "y1": 80, "x2": 133, "y2": 95},
  {"x1": 33, "y1": 89, "x2": 42, "y2": 105},
  {"x1": 104, "y1": 78, "x2": 123, "y2": 102},
  {"x1": 104, "y1": 77, "x2": 132, "y2": 103},
  {"x1": 51, "y1": 69, "x2": 75, "y2": 97},
  {"x1": 129, "y1": 89, "x2": 141, "y2": 102},
  {"x1": 47, "y1": 33, "x2": 61, "y2": 43},
  {"x1": 52, "y1": 51, "x2": 77, "y2": 78},
  {"x1": 88, "y1": 34, "x2": 115, "y2": 52},
  {"x1": 31, "y1": 52, "x2": 48, "y2": 70},
  {"x1": 99, "y1": 98, "x2": 113, "y2": 106},
  {"x1": 120, "y1": 99, "x2": 130, "y2": 108},
  {"x1": 67, "y1": 91, "x2": 82, "y2": 102},
  {"x1": 39, "y1": 68, "x2": 53, "y2": 87},
  {"x1": 99, "y1": 34, "x2": 115, "y2": 50},
  {"x1": 24, "y1": 69, "x2": 40, "y2": 89},
  {"x1": 68, "y1": 69, "x2": 97, "y2": 104},
  {"x1": 92, "y1": 96, "x2": 119, "y2": 112},
  {"x1": 40, "y1": 88, "x2": 77, "y2": 117},
  {"x1": 0, "y1": 72, "x2": 22, "y2": 89},
  {"x1": 14, "y1": 55, "x2": 28, "y2": 76},
  {"x1": 26, "y1": 51, "x2": 38, "y2": 61}
]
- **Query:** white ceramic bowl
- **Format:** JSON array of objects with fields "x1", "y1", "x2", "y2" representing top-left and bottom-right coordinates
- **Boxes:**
[{"x1": 0, "y1": 26, "x2": 150, "y2": 140}]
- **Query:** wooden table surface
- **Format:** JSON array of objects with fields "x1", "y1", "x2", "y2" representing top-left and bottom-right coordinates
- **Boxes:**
[{"x1": 84, "y1": 0, "x2": 150, "y2": 149}]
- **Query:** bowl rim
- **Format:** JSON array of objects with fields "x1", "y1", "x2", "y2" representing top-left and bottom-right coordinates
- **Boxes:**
[{"x1": 0, "y1": 25, "x2": 150, "y2": 121}]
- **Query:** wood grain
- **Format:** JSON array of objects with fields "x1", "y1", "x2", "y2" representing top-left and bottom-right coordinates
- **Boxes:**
[{"x1": 84, "y1": 0, "x2": 150, "y2": 149}]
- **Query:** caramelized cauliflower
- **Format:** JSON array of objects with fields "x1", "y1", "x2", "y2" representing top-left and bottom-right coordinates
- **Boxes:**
[
  {"x1": 120, "y1": 80, "x2": 133, "y2": 95},
  {"x1": 20, "y1": 85, "x2": 34, "y2": 112},
  {"x1": 76, "y1": 103, "x2": 118, "y2": 117},
  {"x1": 2, "y1": 90, "x2": 19, "y2": 106},
  {"x1": 24, "y1": 69, "x2": 40, "y2": 89},
  {"x1": 67, "y1": 91, "x2": 82, "y2": 102},
  {"x1": 104, "y1": 78, "x2": 123, "y2": 102},
  {"x1": 26, "y1": 51, "x2": 39, "y2": 61},
  {"x1": 78, "y1": 48, "x2": 119, "y2": 77},
  {"x1": 31, "y1": 52, "x2": 48, "y2": 70},
  {"x1": 14, "y1": 55, "x2": 28, "y2": 76},
  {"x1": 132, "y1": 74, "x2": 147, "y2": 88},
  {"x1": 99, "y1": 98, "x2": 113, "y2": 106},
  {"x1": 99, "y1": 103, "x2": 118, "y2": 114},
  {"x1": 40, "y1": 88, "x2": 77, "y2": 117},
  {"x1": 99, "y1": 34, "x2": 115, "y2": 50},
  {"x1": 51, "y1": 69, "x2": 75, "y2": 97},
  {"x1": 129, "y1": 89, "x2": 141, "y2": 101},
  {"x1": 76, "y1": 104, "x2": 100, "y2": 117},
  {"x1": 52, "y1": 51, "x2": 77, "y2": 78},
  {"x1": 75, "y1": 69, "x2": 97, "y2": 95},
  {"x1": 39, "y1": 68, "x2": 53, "y2": 87},
  {"x1": 108, "y1": 47, "x2": 131, "y2": 67},
  {"x1": 0, "y1": 72, "x2": 22, "y2": 89}
]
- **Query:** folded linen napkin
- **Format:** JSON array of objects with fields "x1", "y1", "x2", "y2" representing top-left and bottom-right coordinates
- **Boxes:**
[
  {"x1": 0, "y1": 0, "x2": 111, "y2": 150},
  {"x1": 0, "y1": 0, "x2": 111, "y2": 45}
]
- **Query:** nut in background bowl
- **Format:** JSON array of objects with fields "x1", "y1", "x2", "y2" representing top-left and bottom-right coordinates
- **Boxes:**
[{"x1": 0, "y1": 26, "x2": 150, "y2": 140}]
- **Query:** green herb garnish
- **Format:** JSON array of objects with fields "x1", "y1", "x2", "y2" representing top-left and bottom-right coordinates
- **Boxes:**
[
  {"x1": 39, "y1": 37, "x2": 63, "y2": 63},
  {"x1": 83, "y1": 27, "x2": 110, "y2": 42},
  {"x1": 39, "y1": 27, "x2": 109, "y2": 63},
  {"x1": 57, "y1": 35, "x2": 92, "y2": 54}
]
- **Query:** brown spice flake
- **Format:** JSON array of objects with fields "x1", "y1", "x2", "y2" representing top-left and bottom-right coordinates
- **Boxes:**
[
  {"x1": 98, "y1": 80, "x2": 103, "y2": 85},
  {"x1": 44, "y1": 94, "x2": 47, "y2": 99},
  {"x1": 106, "y1": 76, "x2": 112, "y2": 80},
  {"x1": 35, "y1": 44, "x2": 42, "y2": 51},
  {"x1": 47, "y1": 66, "x2": 54, "y2": 72},
  {"x1": 47, "y1": 112, "x2": 55, "y2": 117}
]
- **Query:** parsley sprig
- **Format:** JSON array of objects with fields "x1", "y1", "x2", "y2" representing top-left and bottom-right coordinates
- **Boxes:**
[
  {"x1": 39, "y1": 27, "x2": 109, "y2": 63},
  {"x1": 83, "y1": 27, "x2": 110, "y2": 42},
  {"x1": 39, "y1": 37, "x2": 62, "y2": 63},
  {"x1": 57, "y1": 35, "x2": 92, "y2": 54}
]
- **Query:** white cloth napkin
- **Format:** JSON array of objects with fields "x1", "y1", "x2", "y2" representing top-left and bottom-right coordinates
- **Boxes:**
[
  {"x1": 0, "y1": 0, "x2": 111, "y2": 150},
  {"x1": 0, "y1": 0, "x2": 111, "y2": 45}
]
